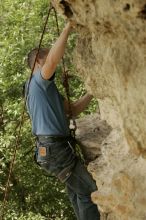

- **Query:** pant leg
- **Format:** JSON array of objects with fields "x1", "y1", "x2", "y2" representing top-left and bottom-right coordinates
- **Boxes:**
[
  {"x1": 35, "y1": 138, "x2": 100, "y2": 219},
  {"x1": 66, "y1": 185, "x2": 80, "y2": 220},
  {"x1": 65, "y1": 159, "x2": 100, "y2": 220}
]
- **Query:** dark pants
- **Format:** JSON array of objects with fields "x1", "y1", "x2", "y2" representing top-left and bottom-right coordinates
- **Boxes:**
[{"x1": 35, "y1": 136, "x2": 100, "y2": 220}]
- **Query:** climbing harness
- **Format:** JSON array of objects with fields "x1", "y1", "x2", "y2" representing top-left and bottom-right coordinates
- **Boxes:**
[{"x1": 1, "y1": 3, "x2": 77, "y2": 219}]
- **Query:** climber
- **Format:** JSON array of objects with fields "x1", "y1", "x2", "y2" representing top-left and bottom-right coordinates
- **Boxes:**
[{"x1": 25, "y1": 21, "x2": 100, "y2": 220}]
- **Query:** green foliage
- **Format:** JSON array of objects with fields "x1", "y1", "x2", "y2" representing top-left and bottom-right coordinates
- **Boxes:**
[{"x1": 0, "y1": 0, "x2": 98, "y2": 219}]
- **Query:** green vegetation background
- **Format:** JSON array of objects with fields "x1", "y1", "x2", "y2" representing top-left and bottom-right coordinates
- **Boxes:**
[{"x1": 0, "y1": 0, "x2": 97, "y2": 219}]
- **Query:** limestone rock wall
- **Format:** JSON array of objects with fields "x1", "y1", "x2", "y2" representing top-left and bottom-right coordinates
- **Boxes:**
[{"x1": 52, "y1": 1, "x2": 146, "y2": 219}]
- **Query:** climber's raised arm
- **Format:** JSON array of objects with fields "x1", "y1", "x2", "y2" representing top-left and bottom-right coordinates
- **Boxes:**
[
  {"x1": 41, "y1": 22, "x2": 72, "y2": 80},
  {"x1": 64, "y1": 93, "x2": 93, "y2": 117}
]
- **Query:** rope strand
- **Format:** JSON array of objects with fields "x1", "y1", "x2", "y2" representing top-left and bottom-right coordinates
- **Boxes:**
[{"x1": 53, "y1": 7, "x2": 77, "y2": 136}]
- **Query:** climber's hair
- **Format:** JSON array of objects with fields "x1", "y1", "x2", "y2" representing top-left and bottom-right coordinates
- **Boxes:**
[{"x1": 27, "y1": 47, "x2": 49, "y2": 70}]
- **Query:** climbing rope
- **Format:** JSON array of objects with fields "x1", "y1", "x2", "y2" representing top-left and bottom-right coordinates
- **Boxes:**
[
  {"x1": 1, "y1": 4, "x2": 53, "y2": 220},
  {"x1": 53, "y1": 7, "x2": 77, "y2": 137}
]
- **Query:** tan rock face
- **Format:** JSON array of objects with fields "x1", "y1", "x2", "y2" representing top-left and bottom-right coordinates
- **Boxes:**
[{"x1": 52, "y1": 1, "x2": 146, "y2": 219}]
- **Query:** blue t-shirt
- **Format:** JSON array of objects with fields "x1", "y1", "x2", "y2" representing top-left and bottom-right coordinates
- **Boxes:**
[{"x1": 25, "y1": 70, "x2": 70, "y2": 136}]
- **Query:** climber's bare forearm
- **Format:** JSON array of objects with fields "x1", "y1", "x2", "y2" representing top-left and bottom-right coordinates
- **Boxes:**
[
  {"x1": 64, "y1": 94, "x2": 93, "y2": 117},
  {"x1": 42, "y1": 22, "x2": 72, "y2": 79}
]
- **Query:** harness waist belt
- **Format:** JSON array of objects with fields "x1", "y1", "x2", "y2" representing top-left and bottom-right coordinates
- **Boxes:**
[{"x1": 37, "y1": 135, "x2": 71, "y2": 143}]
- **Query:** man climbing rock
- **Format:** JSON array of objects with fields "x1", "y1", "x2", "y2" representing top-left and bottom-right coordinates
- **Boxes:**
[{"x1": 25, "y1": 21, "x2": 100, "y2": 220}]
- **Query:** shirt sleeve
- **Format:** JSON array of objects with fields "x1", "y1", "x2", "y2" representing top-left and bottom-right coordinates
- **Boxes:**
[{"x1": 34, "y1": 70, "x2": 53, "y2": 89}]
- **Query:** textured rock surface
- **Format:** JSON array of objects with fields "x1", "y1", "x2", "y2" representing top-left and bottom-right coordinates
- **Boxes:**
[
  {"x1": 52, "y1": 1, "x2": 146, "y2": 219},
  {"x1": 76, "y1": 113, "x2": 112, "y2": 163}
]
